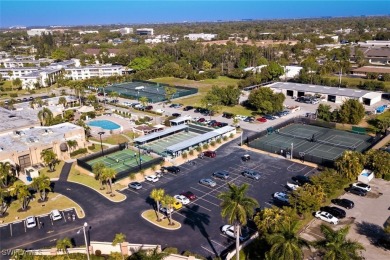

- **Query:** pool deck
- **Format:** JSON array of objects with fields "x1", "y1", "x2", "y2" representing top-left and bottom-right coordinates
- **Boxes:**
[{"x1": 87, "y1": 115, "x2": 136, "y2": 137}]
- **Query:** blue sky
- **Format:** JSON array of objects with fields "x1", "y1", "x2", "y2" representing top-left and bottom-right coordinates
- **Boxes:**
[{"x1": 1, "y1": 1, "x2": 388, "y2": 27}]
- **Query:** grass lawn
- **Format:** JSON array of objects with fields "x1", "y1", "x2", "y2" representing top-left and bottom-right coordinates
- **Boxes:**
[
  {"x1": 323, "y1": 76, "x2": 390, "y2": 91},
  {"x1": 88, "y1": 144, "x2": 108, "y2": 153},
  {"x1": 0, "y1": 192, "x2": 84, "y2": 225},
  {"x1": 39, "y1": 161, "x2": 65, "y2": 179},
  {"x1": 141, "y1": 209, "x2": 181, "y2": 230},
  {"x1": 123, "y1": 131, "x2": 139, "y2": 140},
  {"x1": 0, "y1": 81, "x2": 59, "y2": 99},
  {"x1": 90, "y1": 134, "x2": 130, "y2": 145},
  {"x1": 68, "y1": 164, "x2": 126, "y2": 202}
]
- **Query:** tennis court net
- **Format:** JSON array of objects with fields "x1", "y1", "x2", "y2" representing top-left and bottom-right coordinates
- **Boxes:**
[
  {"x1": 276, "y1": 131, "x2": 311, "y2": 141},
  {"x1": 123, "y1": 161, "x2": 137, "y2": 168},
  {"x1": 315, "y1": 139, "x2": 355, "y2": 150},
  {"x1": 106, "y1": 155, "x2": 124, "y2": 163}
]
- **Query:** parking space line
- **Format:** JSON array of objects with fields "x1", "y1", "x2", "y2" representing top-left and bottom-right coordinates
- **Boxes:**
[
  {"x1": 211, "y1": 239, "x2": 227, "y2": 247},
  {"x1": 10, "y1": 224, "x2": 12, "y2": 236},
  {"x1": 174, "y1": 211, "x2": 195, "y2": 222},
  {"x1": 188, "y1": 202, "x2": 212, "y2": 212},
  {"x1": 126, "y1": 188, "x2": 140, "y2": 194},
  {"x1": 201, "y1": 246, "x2": 216, "y2": 255}
]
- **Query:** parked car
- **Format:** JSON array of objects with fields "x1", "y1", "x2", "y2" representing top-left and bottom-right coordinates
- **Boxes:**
[
  {"x1": 242, "y1": 170, "x2": 260, "y2": 180},
  {"x1": 161, "y1": 166, "x2": 180, "y2": 174},
  {"x1": 347, "y1": 186, "x2": 367, "y2": 196},
  {"x1": 197, "y1": 118, "x2": 206, "y2": 123},
  {"x1": 222, "y1": 112, "x2": 234, "y2": 119},
  {"x1": 257, "y1": 117, "x2": 267, "y2": 122},
  {"x1": 169, "y1": 103, "x2": 182, "y2": 108},
  {"x1": 292, "y1": 175, "x2": 312, "y2": 186},
  {"x1": 145, "y1": 175, "x2": 159, "y2": 182},
  {"x1": 221, "y1": 225, "x2": 249, "y2": 242},
  {"x1": 199, "y1": 178, "x2": 217, "y2": 187},
  {"x1": 174, "y1": 195, "x2": 190, "y2": 205},
  {"x1": 203, "y1": 150, "x2": 216, "y2": 158},
  {"x1": 50, "y1": 210, "x2": 62, "y2": 221},
  {"x1": 212, "y1": 171, "x2": 230, "y2": 179},
  {"x1": 244, "y1": 116, "x2": 255, "y2": 122},
  {"x1": 331, "y1": 198, "x2": 354, "y2": 209},
  {"x1": 241, "y1": 154, "x2": 250, "y2": 161},
  {"x1": 144, "y1": 105, "x2": 153, "y2": 111},
  {"x1": 320, "y1": 206, "x2": 346, "y2": 219},
  {"x1": 172, "y1": 201, "x2": 183, "y2": 210},
  {"x1": 25, "y1": 216, "x2": 37, "y2": 228},
  {"x1": 160, "y1": 206, "x2": 173, "y2": 214},
  {"x1": 273, "y1": 192, "x2": 289, "y2": 203},
  {"x1": 183, "y1": 106, "x2": 194, "y2": 111},
  {"x1": 286, "y1": 182, "x2": 300, "y2": 191},
  {"x1": 218, "y1": 122, "x2": 228, "y2": 127},
  {"x1": 128, "y1": 182, "x2": 142, "y2": 190},
  {"x1": 263, "y1": 114, "x2": 276, "y2": 120},
  {"x1": 352, "y1": 182, "x2": 371, "y2": 192},
  {"x1": 97, "y1": 92, "x2": 104, "y2": 96},
  {"x1": 315, "y1": 211, "x2": 339, "y2": 225},
  {"x1": 172, "y1": 113, "x2": 181, "y2": 117},
  {"x1": 208, "y1": 120, "x2": 217, "y2": 126},
  {"x1": 180, "y1": 191, "x2": 196, "y2": 201}
]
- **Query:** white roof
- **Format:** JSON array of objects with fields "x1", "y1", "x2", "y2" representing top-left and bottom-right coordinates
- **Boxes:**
[
  {"x1": 134, "y1": 125, "x2": 188, "y2": 143},
  {"x1": 169, "y1": 115, "x2": 192, "y2": 123}
]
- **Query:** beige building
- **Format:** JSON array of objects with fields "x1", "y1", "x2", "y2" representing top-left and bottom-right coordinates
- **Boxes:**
[{"x1": 0, "y1": 122, "x2": 87, "y2": 170}]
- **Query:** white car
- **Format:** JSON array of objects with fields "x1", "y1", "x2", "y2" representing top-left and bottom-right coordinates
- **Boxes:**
[
  {"x1": 315, "y1": 211, "x2": 339, "y2": 225},
  {"x1": 50, "y1": 209, "x2": 62, "y2": 221},
  {"x1": 159, "y1": 206, "x2": 173, "y2": 214},
  {"x1": 352, "y1": 182, "x2": 371, "y2": 192},
  {"x1": 221, "y1": 225, "x2": 249, "y2": 242},
  {"x1": 273, "y1": 192, "x2": 289, "y2": 203},
  {"x1": 174, "y1": 195, "x2": 190, "y2": 205},
  {"x1": 155, "y1": 171, "x2": 163, "y2": 178},
  {"x1": 26, "y1": 216, "x2": 37, "y2": 228},
  {"x1": 286, "y1": 182, "x2": 300, "y2": 191},
  {"x1": 145, "y1": 175, "x2": 159, "y2": 182},
  {"x1": 199, "y1": 178, "x2": 217, "y2": 187}
]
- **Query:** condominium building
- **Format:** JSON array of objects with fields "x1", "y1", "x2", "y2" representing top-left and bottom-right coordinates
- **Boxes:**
[
  {"x1": 184, "y1": 33, "x2": 217, "y2": 41},
  {"x1": 136, "y1": 28, "x2": 154, "y2": 36},
  {"x1": 65, "y1": 65, "x2": 124, "y2": 80},
  {"x1": 27, "y1": 28, "x2": 52, "y2": 37}
]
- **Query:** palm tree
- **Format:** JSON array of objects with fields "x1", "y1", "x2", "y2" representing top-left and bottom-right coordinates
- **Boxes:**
[
  {"x1": 335, "y1": 151, "x2": 365, "y2": 181},
  {"x1": 58, "y1": 96, "x2": 67, "y2": 108},
  {"x1": 10, "y1": 182, "x2": 30, "y2": 211},
  {"x1": 31, "y1": 174, "x2": 51, "y2": 201},
  {"x1": 139, "y1": 96, "x2": 148, "y2": 107},
  {"x1": 37, "y1": 107, "x2": 54, "y2": 126},
  {"x1": 128, "y1": 247, "x2": 167, "y2": 260},
  {"x1": 266, "y1": 220, "x2": 309, "y2": 260},
  {"x1": 0, "y1": 161, "x2": 12, "y2": 187},
  {"x1": 217, "y1": 183, "x2": 259, "y2": 260},
  {"x1": 40, "y1": 149, "x2": 58, "y2": 172},
  {"x1": 314, "y1": 225, "x2": 364, "y2": 260},
  {"x1": 92, "y1": 162, "x2": 106, "y2": 190},
  {"x1": 101, "y1": 167, "x2": 117, "y2": 195},
  {"x1": 109, "y1": 91, "x2": 119, "y2": 102},
  {"x1": 254, "y1": 206, "x2": 298, "y2": 235},
  {"x1": 162, "y1": 194, "x2": 176, "y2": 225},
  {"x1": 0, "y1": 186, "x2": 9, "y2": 216},
  {"x1": 150, "y1": 188, "x2": 165, "y2": 222},
  {"x1": 112, "y1": 233, "x2": 126, "y2": 260},
  {"x1": 56, "y1": 237, "x2": 73, "y2": 256},
  {"x1": 66, "y1": 140, "x2": 78, "y2": 152},
  {"x1": 35, "y1": 97, "x2": 44, "y2": 107}
]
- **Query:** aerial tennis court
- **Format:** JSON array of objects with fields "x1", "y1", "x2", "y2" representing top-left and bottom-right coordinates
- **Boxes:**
[
  {"x1": 103, "y1": 80, "x2": 197, "y2": 103},
  {"x1": 249, "y1": 123, "x2": 373, "y2": 164},
  {"x1": 86, "y1": 149, "x2": 154, "y2": 173}
]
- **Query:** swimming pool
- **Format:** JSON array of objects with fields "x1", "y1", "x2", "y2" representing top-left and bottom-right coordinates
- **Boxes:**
[{"x1": 87, "y1": 120, "x2": 121, "y2": 130}]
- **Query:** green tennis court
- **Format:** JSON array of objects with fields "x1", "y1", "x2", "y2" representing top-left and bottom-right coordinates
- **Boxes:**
[{"x1": 86, "y1": 149, "x2": 154, "y2": 173}]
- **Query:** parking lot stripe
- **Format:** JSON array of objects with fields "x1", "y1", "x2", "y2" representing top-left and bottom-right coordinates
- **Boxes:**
[
  {"x1": 198, "y1": 198, "x2": 220, "y2": 207},
  {"x1": 188, "y1": 202, "x2": 212, "y2": 212},
  {"x1": 211, "y1": 239, "x2": 227, "y2": 247},
  {"x1": 10, "y1": 224, "x2": 12, "y2": 237},
  {"x1": 201, "y1": 245, "x2": 216, "y2": 255}
]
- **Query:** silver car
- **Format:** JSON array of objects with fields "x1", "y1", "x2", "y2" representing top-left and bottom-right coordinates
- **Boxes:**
[
  {"x1": 242, "y1": 170, "x2": 261, "y2": 180},
  {"x1": 199, "y1": 178, "x2": 217, "y2": 187}
]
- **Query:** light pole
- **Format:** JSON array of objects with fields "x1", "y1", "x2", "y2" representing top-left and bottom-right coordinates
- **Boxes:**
[
  {"x1": 98, "y1": 132, "x2": 105, "y2": 155},
  {"x1": 77, "y1": 222, "x2": 90, "y2": 260},
  {"x1": 291, "y1": 143, "x2": 294, "y2": 160}
]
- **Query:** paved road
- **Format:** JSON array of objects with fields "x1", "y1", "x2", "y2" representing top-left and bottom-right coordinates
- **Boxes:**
[{"x1": 1, "y1": 138, "x2": 315, "y2": 259}]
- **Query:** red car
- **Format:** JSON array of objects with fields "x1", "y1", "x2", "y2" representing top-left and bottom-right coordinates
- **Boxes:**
[
  {"x1": 257, "y1": 117, "x2": 267, "y2": 122},
  {"x1": 197, "y1": 118, "x2": 206, "y2": 123},
  {"x1": 181, "y1": 191, "x2": 196, "y2": 201},
  {"x1": 203, "y1": 150, "x2": 216, "y2": 158}
]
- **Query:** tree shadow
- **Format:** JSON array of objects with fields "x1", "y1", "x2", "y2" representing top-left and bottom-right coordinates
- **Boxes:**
[
  {"x1": 180, "y1": 204, "x2": 217, "y2": 257},
  {"x1": 355, "y1": 221, "x2": 385, "y2": 244},
  {"x1": 145, "y1": 196, "x2": 155, "y2": 208}
]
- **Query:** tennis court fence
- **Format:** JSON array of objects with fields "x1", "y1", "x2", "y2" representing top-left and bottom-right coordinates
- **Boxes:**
[
  {"x1": 115, "y1": 157, "x2": 164, "y2": 180},
  {"x1": 77, "y1": 143, "x2": 128, "y2": 172}
]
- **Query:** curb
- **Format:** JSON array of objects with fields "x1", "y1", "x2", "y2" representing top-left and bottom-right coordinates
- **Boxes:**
[
  {"x1": 67, "y1": 180, "x2": 127, "y2": 203},
  {"x1": 141, "y1": 210, "x2": 181, "y2": 230}
]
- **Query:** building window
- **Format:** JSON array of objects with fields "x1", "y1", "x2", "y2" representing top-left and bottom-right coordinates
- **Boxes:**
[{"x1": 18, "y1": 154, "x2": 31, "y2": 170}]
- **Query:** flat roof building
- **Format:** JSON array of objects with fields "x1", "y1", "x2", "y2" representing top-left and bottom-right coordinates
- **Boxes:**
[
  {"x1": 27, "y1": 28, "x2": 52, "y2": 37},
  {"x1": 184, "y1": 33, "x2": 217, "y2": 41},
  {"x1": 268, "y1": 82, "x2": 382, "y2": 106},
  {"x1": 136, "y1": 28, "x2": 154, "y2": 36},
  {"x1": 65, "y1": 65, "x2": 124, "y2": 80}
]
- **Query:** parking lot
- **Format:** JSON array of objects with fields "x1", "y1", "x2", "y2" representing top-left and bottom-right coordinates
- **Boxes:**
[{"x1": 120, "y1": 140, "x2": 315, "y2": 258}]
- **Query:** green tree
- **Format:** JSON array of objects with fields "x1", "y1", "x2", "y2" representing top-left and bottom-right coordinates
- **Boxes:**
[
  {"x1": 56, "y1": 237, "x2": 73, "y2": 255},
  {"x1": 335, "y1": 151, "x2": 365, "y2": 181},
  {"x1": 247, "y1": 87, "x2": 285, "y2": 114},
  {"x1": 162, "y1": 194, "x2": 176, "y2": 225},
  {"x1": 261, "y1": 61, "x2": 284, "y2": 80},
  {"x1": 37, "y1": 107, "x2": 54, "y2": 126},
  {"x1": 58, "y1": 96, "x2": 67, "y2": 107},
  {"x1": 102, "y1": 167, "x2": 117, "y2": 195},
  {"x1": 31, "y1": 174, "x2": 51, "y2": 201},
  {"x1": 311, "y1": 168, "x2": 348, "y2": 197},
  {"x1": 109, "y1": 91, "x2": 119, "y2": 102},
  {"x1": 317, "y1": 104, "x2": 332, "y2": 122},
  {"x1": 289, "y1": 183, "x2": 325, "y2": 214},
  {"x1": 150, "y1": 188, "x2": 165, "y2": 222},
  {"x1": 51, "y1": 49, "x2": 68, "y2": 61},
  {"x1": 0, "y1": 186, "x2": 9, "y2": 216},
  {"x1": 139, "y1": 96, "x2": 149, "y2": 107},
  {"x1": 66, "y1": 140, "x2": 78, "y2": 152},
  {"x1": 128, "y1": 247, "x2": 167, "y2": 260},
  {"x1": 218, "y1": 183, "x2": 259, "y2": 260},
  {"x1": 40, "y1": 149, "x2": 58, "y2": 172},
  {"x1": 0, "y1": 161, "x2": 12, "y2": 187},
  {"x1": 314, "y1": 225, "x2": 364, "y2": 260},
  {"x1": 164, "y1": 86, "x2": 177, "y2": 102},
  {"x1": 10, "y1": 182, "x2": 30, "y2": 211},
  {"x1": 112, "y1": 233, "x2": 126, "y2": 260},
  {"x1": 266, "y1": 220, "x2": 309, "y2": 260},
  {"x1": 364, "y1": 150, "x2": 390, "y2": 180},
  {"x1": 12, "y1": 78, "x2": 22, "y2": 90},
  {"x1": 92, "y1": 162, "x2": 106, "y2": 190},
  {"x1": 338, "y1": 99, "x2": 365, "y2": 124},
  {"x1": 202, "y1": 60, "x2": 213, "y2": 70},
  {"x1": 128, "y1": 57, "x2": 154, "y2": 71},
  {"x1": 254, "y1": 206, "x2": 298, "y2": 236}
]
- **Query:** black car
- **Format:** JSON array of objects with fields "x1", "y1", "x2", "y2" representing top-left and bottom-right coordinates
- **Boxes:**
[
  {"x1": 161, "y1": 166, "x2": 180, "y2": 174},
  {"x1": 222, "y1": 112, "x2": 234, "y2": 119},
  {"x1": 172, "y1": 113, "x2": 181, "y2": 117},
  {"x1": 320, "y1": 206, "x2": 346, "y2": 219},
  {"x1": 292, "y1": 175, "x2": 312, "y2": 186},
  {"x1": 347, "y1": 186, "x2": 367, "y2": 196},
  {"x1": 208, "y1": 120, "x2": 217, "y2": 126},
  {"x1": 183, "y1": 106, "x2": 194, "y2": 111},
  {"x1": 331, "y1": 198, "x2": 354, "y2": 209},
  {"x1": 244, "y1": 117, "x2": 255, "y2": 122},
  {"x1": 263, "y1": 114, "x2": 276, "y2": 120}
]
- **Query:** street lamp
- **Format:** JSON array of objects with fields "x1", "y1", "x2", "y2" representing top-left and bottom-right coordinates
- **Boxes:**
[
  {"x1": 77, "y1": 222, "x2": 90, "y2": 260},
  {"x1": 98, "y1": 132, "x2": 105, "y2": 155},
  {"x1": 134, "y1": 146, "x2": 142, "y2": 170}
]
